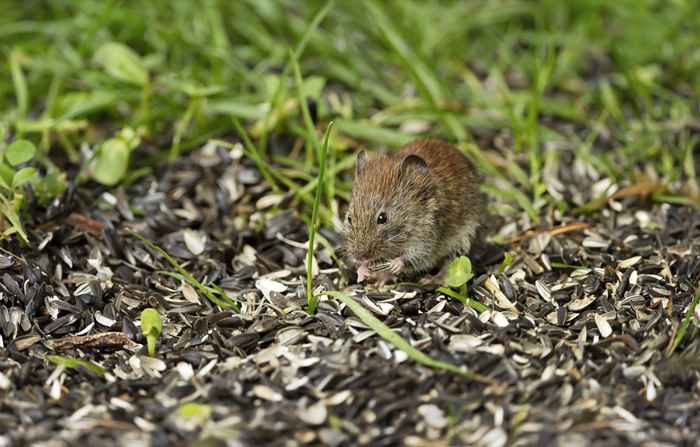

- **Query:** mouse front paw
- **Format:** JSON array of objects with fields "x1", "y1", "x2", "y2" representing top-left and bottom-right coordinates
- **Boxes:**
[{"x1": 388, "y1": 257, "x2": 405, "y2": 275}]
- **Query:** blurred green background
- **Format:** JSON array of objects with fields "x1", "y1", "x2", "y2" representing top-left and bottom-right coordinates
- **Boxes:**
[{"x1": 1, "y1": 0, "x2": 699, "y2": 240}]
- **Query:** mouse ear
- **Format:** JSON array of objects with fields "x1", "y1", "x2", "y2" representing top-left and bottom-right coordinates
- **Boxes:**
[
  {"x1": 400, "y1": 154, "x2": 429, "y2": 176},
  {"x1": 355, "y1": 150, "x2": 368, "y2": 176}
]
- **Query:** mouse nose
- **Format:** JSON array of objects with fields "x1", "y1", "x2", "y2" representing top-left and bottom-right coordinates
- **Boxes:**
[{"x1": 356, "y1": 246, "x2": 376, "y2": 262}]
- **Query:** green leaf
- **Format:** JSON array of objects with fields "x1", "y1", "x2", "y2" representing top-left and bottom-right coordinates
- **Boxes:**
[
  {"x1": 306, "y1": 121, "x2": 334, "y2": 314},
  {"x1": 5, "y1": 139, "x2": 36, "y2": 166},
  {"x1": 668, "y1": 284, "x2": 700, "y2": 355},
  {"x1": 301, "y1": 76, "x2": 326, "y2": 99},
  {"x1": 12, "y1": 167, "x2": 37, "y2": 188},
  {"x1": 58, "y1": 91, "x2": 118, "y2": 119},
  {"x1": 498, "y1": 251, "x2": 514, "y2": 273},
  {"x1": 436, "y1": 287, "x2": 466, "y2": 304},
  {"x1": 324, "y1": 291, "x2": 493, "y2": 384},
  {"x1": 445, "y1": 256, "x2": 474, "y2": 288},
  {"x1": 92, "y1": 138, "x2": 130, "y2": 186},
  {"x1": 140, "y1": 308, "x2": 162, "y2": 357},
  {"x1": 0, "y1": 193, "x2": 27, "y2": 243},
  {"x1": 206, "y1": 100, "x2": 268, "y2": 119},
  {"x1": 172, "y1": 402, "x2": 212, "y2": 430},
  {"x1": 334, "y1": 119, "x2": 413, "y2": 147},
  {"x1": 94, "y1": 42, "x2": 148, "y2": 86},
  {"x1": 10, "y1": 49, "x2": 28, "y2": 119},
  {"x1": 436, "y1": 286, "x2": 487, "y2": 313},
  {"x1": 46, "y1": 355, "x2": 106, "y2": 375},
  {"x1": 176, "y1": 403, "x2": 212, "y2": 420},
  {"x1": 35, "y1": 170, "x2": 67, "y2": 204},
  {"x1": 0, "y1": 163, "x2": 14, "y2": 189}
]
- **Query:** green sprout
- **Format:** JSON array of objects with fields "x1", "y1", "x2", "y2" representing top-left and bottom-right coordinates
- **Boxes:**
[
  {"x1": 436, "y1": 256, "x2": 487, "y2": 313},
  {"x1": 140, "y1": 307, "x2": 163, "y2": 357}
]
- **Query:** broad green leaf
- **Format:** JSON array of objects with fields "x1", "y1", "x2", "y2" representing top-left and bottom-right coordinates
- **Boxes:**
[
  {"x1": 12, "y1": 167, "x2": 37, "y2": 188},
  {"x1": 5, "y1": 139, "x2": 36, "y2": 166},
  {"x1": 46, "y1": 355, "x2": 106, "y2": 375},
  {"x1": 92, "y1": 138, "x2": 130, "y2": 186},
  {"x1": 140, "y1": 308, "x2": 162, "y2": 357},
  {"x1": 94, "y1": 42, "x2": 148, "y2": 86},
  {"x1": 324, "y1": 291, "x2": 493, "y2": 384},
  {"x1": 445, "y1": 256, "x2": 474, "y2": 288}
]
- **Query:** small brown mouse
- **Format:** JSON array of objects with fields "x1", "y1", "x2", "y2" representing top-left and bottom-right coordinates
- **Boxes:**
[{"x1": 343, "y1": 139, "x2": 485, "y2": 285}]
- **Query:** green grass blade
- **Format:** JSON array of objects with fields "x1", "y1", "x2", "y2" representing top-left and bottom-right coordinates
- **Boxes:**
[
  {"x1": 435, "y1": 287, "x2": 488, "y2": 313},
  {"x1": 324, "y1": 290, "x2": 495, "y2": 384},
  {"x1": 128, "y1": 231, "x2": 240, "y2": 312},
  {"x1": 365, "y1": 1, "x2": 466, "y2": 141},
  {"x1": 306, "y1": 121, "x2": 334, "y2": 314},
  {"x1": 231, "y1": 117, "x2": 280, "y2": 193},
  {"x1": 10, "y1": 49, "x2": 29, "y2": 121},
  {"x1": 668, "y1": 283, "x2": 700, "y2": 355},
  {"x1": 334, "y1": 119, "x2": 413, "y2": 147},
  {"x1": 258, "y1": 0, "x2": 334, "y2": 155},
  {"x1": 47, "y1": 355, "x2": 106, "y2": 376},
  {"x1": 290, "y1": 48, "x2": 321, "y2": 160}
]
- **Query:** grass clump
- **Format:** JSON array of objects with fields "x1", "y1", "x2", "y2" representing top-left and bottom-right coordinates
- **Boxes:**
[{"x1": 0, "y1": 0, "x2": 698, "y2": 249}]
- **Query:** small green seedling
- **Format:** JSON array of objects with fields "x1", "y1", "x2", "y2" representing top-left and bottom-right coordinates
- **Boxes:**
[
  {"x1": 140, "y1": 307, "x2": 163, "y2": 356},
  {"x1": 0, "y1": 138, "x2": 36, "y2": 243},
  {"x1": 46, "y1": 355, "x2": 106, "y2": 375},
  {"x1": 498, "y1": 251, "x2": 513, "y2": 273},
  {"x1": 90, "y1": 127, "x2": 141, "y2": 186},
  {"x1": 436, "y1": 256, "x2": 487, "y2": 313}
]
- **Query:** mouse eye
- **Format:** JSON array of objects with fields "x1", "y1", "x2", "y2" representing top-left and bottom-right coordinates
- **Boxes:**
[
  {"x1": 347, "y1": 215, "x2": 352, "y2": 225},
  {"x1": 376, "y1": 212, "x2": 387, "y2": 224}
]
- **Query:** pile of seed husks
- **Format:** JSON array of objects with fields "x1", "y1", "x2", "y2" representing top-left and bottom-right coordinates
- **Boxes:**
[{"x1": 1, "y1": 140, "x2": 699, "y2": 447}]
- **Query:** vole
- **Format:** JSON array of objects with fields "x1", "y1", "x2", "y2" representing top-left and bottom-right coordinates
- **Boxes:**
[{"x1": 343, "y1": 139, "x2": 485, "y2": 285}]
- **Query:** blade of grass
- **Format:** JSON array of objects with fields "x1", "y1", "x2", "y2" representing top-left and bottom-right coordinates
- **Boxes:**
[
  {"x1": 169, "y1": 97, "x2": 201, "y2": 160},
  {"x1": 667, "y1": 282, "x2": 700, "y2": 355},
  {"x1": 231, "y1": 117, "x2": 280, "y2": 193},
  {"x1": 128, "y1": 231, "x2": 240, "y2": 312},
  {"x1": 324, "y1": 290, "x2": 495, "y2": 384},
  {"x1": 306, "y1": 121, "x2": 334, "y2": 314},
  {"x1": 289, "y1": 48, "x2": 322, "y2": 163},
  {"x1": 435, "y1": 287, "x2": 488, "y2": 313},
  {"x1": 334, "y1": 119, "x2": 413, "y2": 147},
  {"x1": 365, "y1": 1, "x2": 466, "y2": 142},
  {"x1": 10, "y1": 49, "x2": 29, "y2": 122},
  {"x1": 258, "y1": 0, "x2": 335, "y2": 155},
  {"x1": 46, "y1": 355, "x2": 106, "y2": 375}
]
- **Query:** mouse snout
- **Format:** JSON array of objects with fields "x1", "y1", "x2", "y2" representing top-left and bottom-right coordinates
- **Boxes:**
[{"x1": 353, "y1": 243, "x2": 386, "y2": 265}]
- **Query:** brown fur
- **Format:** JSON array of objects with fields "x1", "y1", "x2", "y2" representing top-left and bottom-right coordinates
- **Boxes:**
[{"x1": 343, "y1": 139, "x2": 484, "y2": 275}]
